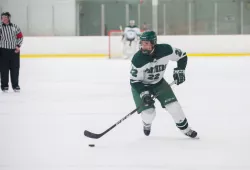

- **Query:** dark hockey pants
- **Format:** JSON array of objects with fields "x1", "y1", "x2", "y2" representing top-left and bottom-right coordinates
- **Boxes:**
[{"x1": 0, "y1": 48, "x2": 20, "y2": 90}]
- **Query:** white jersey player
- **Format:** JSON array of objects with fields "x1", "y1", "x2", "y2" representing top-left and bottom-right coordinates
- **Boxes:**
[{"x1": 122, "y1": 20, "x2": 141, "y2": 59}]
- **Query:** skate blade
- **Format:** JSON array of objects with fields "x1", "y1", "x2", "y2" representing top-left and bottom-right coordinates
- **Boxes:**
[{"x1": 191, "y1": 135, "x2": 200, "y2": 140}]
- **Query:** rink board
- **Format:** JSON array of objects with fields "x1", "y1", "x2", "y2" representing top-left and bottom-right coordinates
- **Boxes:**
[
  {"x1": 20, "y1": 53, "x2": 250, "y2": 58},
  {"x1": 19, "y1": 35, "x2": 250, "y2": 59}
]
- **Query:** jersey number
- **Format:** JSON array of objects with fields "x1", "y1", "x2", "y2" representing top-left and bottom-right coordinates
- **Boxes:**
[
  {"x1": 130, "y1": 68, "x2": 138, "y2": 77},
  {"x1": 148, "y1": 73, "x2": 160, "y2": 80}
]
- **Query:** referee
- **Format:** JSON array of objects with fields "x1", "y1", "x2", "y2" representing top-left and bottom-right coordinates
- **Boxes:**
[{"x1": 0, "y1": 12, "x2": 23, "y2": 92}]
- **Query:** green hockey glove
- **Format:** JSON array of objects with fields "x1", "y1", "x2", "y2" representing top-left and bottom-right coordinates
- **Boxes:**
[
  {"x1": 140, "y1": 91, "x2": 155, "y2": 106},
  {"x1": 173, "y1": 68, "x2": 185, "y2": 85}
]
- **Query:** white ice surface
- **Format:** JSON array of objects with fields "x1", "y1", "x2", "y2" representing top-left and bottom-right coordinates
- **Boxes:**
[{"x1": 0, "y1": 57, "x2": 249, "y2": 170}]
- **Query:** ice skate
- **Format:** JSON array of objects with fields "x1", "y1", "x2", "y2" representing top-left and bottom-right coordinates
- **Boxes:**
[
  {"x1": 184, "y1": 128, "x2": 198, "y2": 139},
  {"x1": 143, "y1": 122, "x2": 151, "y2": 136}
]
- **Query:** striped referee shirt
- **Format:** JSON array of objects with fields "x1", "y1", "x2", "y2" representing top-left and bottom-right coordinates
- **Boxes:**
[{"x1": 0, "y1": 22, "x2": 23, "y2": 49}]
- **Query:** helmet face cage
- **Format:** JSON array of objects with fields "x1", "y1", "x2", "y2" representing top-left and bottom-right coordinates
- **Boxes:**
[
  {"x1": 139, "y1": 40, "x2": 156, "y2": 54},
  {"x1": 139, "y1": 31, "x2": 157, "y2": 54},
  {"x1": 129, "y1": 20, "x2": 135, "y2": 25}
]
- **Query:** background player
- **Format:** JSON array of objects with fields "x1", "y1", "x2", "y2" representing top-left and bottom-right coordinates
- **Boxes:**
[
  {"x1": 130, "y1": 30, "x2": 198, "y2": 138},
  {"x1": 122, "y1": 20, "x2": 141, "y2": 59}
]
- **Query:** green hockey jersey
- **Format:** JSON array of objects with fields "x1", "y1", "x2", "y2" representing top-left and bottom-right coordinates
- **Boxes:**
[{"x1": 130, "y1": 44, "x2": 187, "y2": 94}]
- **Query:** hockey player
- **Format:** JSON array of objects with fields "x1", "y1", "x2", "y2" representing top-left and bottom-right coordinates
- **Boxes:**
[
  {"x1": 130, "y1": 30, "x2": 198, "y2": 138},
  {"x1": 122, "y1": 20, "x2": 141, "y2": 59}
]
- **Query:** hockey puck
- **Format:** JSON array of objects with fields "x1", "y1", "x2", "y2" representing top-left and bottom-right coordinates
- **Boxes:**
[{"x1": 88, "y1": 144, "x2": 95, "y2": 147}]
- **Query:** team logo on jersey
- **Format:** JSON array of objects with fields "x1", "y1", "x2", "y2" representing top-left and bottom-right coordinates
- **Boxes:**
[
  {"x1": 164, "y1": 97, "x2": 176, "y2": 104},
  {"x1": 145, "y1": 64, "x2": 167, "y2": 74}
]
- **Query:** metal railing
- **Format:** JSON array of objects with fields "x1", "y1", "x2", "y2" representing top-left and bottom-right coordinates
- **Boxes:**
[
  {"x1": 78, "y1": 0, "x2": 250, "y2": 36},
  {"x1": 1, "y1": 0, "x2": 250, "y2": 36}
]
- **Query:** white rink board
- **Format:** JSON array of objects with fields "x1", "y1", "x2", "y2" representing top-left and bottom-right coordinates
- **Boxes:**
[
  {"x1": 20, "y1": 35, "x2": 250, "y2": 56},
  {"x1": 0, "y1": 57, "x2": 249, "y2": 170}
]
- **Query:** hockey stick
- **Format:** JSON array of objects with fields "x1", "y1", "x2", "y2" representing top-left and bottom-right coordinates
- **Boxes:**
[
  {"x1": 84, "y1": 103, "x2": 144, "y2": 139},
  {"x1": 84, "y1": 81, "x2": 175, "y2": 139}
]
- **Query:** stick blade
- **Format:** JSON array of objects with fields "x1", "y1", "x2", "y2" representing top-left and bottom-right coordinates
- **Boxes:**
[{"x1": 84, "y1": 130, "x2": 102, "y2": 139}]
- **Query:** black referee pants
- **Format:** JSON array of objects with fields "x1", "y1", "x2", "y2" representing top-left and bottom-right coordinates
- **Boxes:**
[{"x1": 0, "y1": 48, "x2": 20, "y2": 90}]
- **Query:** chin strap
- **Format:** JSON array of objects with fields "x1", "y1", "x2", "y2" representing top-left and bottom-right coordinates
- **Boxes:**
[{"x1": 149, "y1": 48, "x2": 155, "y2": 55}]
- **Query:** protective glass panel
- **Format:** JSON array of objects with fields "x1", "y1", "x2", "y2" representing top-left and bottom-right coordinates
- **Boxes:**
[
  {"x1": 243, "y1": 1, "x2": 250, "y2": 34},
  {"x1": 140, "y1": 0, "x2": 153, "y2": 31},
  {"x1": 192, "y1": 0, "x2": 215, "y2": 35},
  {"x1": 159, "y1": 0, "x2": 189, "y2": 35},
  {"x1": 79, "y1": 1, "x2": 102, "y2": 36},
  {"x1": 217, "y1": 0, "x2": 241, "y2": 34},
  {"x1": 105, "y1": 2, "x2": 126, "y2": 33}
]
